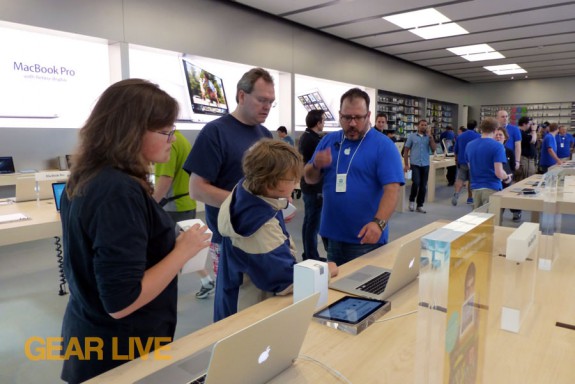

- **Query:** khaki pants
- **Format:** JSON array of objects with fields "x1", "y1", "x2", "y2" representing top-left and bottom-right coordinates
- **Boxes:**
[
  {"x1": 472, "y1": 188, "x2": 496, "y2": 210},
  {"x1": 519, "y1": 156, "x2": 536, "y2": 179}
]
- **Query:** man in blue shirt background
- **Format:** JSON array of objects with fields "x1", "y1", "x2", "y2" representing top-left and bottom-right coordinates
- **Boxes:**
[
  {"x1": 555, "y1": 125, "x2": 573, "y2": 161},
  {"x1": 403, "y1": 120, "x2": 437, "y2": 213}
]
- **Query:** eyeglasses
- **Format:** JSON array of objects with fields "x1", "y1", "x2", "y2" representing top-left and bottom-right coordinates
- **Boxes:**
[
  {"x1": 154, "y1": 125, "x2": 176, "y2": 142},
  {"x1": 340, "y1": 113, "x2": 368, "y2": 123},
  {"x1": 252, "y1": 95, "x2": 277, "y2": 108}
]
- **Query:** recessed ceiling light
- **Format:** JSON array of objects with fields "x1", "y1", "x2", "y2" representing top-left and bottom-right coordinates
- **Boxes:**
[
  {"x1": 409, "y1": 23, "x2": 468, "y2": 40},
  {"x1": 383, "y1": 8, "x2": 450, "y2": 29},
  {"x1": 447, "y1": 44, "x2": 504, "y2": 61},
  {"x1": 447, "y1": 44, "x2": 494, "y2": 55},
  {"x1": 484, "y1": 64, "x2": 527, "y2": 75}
]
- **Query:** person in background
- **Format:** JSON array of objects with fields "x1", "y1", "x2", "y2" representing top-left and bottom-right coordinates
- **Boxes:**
[
  {"x1": 452, "y1": 120, "x2": 480, "y2": 206},
  {"x1": 458, "y1": 126, "x2": 467, "y2": 136},
  {"x1": 59, "y1": 79, "x2": 211, "y2": 383},
  {"x1": 555, "y1": 125, "x2": 573, "y2": 161},
  {"x1": 305, "y1": 88, "x2": 404, "y2": 266},
  {"x1": 184, "y1": 68, "x2": 274, "y2": 281},
  {"x1": 214, "y1": 139, "x2": 337, "y2": 321},
  {"x1": 495, "y1": 126, "x2": 523, "y2": 222},
  {"x1": 373, "y1": 112, "x2": 388, "y2": 133},
  {"x1": 298, "y1": 109, "x2": 326, "y2": 261},
  {"x1": 497, "y1": 110, "x2": 522, "y2": 172},
  {"x1": 403, "y1": 119, "x2": 437, "y2": 213},
  {"x1": 277, "y1": 125, "x2": 294, "y2": 146},
  {"x1": 153, "y1": 130, "x2": 214, "y2": 299},
  {"x1": 385, "y1": 129, "x2": 398, "y2": 142},
  {"x1": 440, "y1": 125, "x2": 456, "y2": 186},
  {"x1": 518, "y1": 116, "x2": 537, "y2": 179},
  {"x1": 465, "y1": 117, "x2": 510, "y2": 210},
  {"x1": 538, "y1": 123, "x2": 563, "y2": 173}
]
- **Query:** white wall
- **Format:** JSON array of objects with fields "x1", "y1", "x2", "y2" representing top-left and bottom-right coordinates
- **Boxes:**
[{"x1": 3, "y1": 0, "x2": 573, "y2": 168}]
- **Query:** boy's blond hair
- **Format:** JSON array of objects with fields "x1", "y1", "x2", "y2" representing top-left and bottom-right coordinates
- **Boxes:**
[{"x1": 243, "y1": 139, "x2": 303, "y2": 196}]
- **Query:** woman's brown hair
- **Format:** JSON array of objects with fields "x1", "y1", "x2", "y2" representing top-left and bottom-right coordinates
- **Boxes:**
[{"x1": 66, "y1": 79, "x2": 179, "y2": 198}]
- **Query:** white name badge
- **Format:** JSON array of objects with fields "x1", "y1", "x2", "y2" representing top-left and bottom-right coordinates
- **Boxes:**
[
  {"x1": 561, "y1": 143, "x2": 565, "y2": 148},
  {"x1": 336, "y1": 174, "x2": 347, "y2": 193}
]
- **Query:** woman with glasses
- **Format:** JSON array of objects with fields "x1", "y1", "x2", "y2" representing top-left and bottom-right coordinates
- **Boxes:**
[{"x1": 59, "y1": 79, "x2": 211, "y2": 383}]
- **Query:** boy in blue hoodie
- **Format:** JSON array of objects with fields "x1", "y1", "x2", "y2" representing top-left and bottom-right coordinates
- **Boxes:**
[{"x1": 214, "y1": 139, "x2": 337, "y2": 321}]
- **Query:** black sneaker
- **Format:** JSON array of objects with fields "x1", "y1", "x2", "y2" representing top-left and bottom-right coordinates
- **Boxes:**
[{"x1": 195, "y1": 281, "x2": 215, "y2": 299}]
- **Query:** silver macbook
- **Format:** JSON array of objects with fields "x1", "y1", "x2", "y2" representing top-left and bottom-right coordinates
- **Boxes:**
[
  {"x1": 136, "y1": 292, "x2": 319, "y2": 384},
  {"x1": 329, "y1": 236, "x2": 422, "y2": 301}
]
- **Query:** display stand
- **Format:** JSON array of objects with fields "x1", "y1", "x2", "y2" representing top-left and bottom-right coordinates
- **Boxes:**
[
  {"x1": 415, "y1": 212, "x2": 493, "y2": 384},
  {"x1": 501, "y1": 223, "x2": 539, "y2": 333},
  {"x1": 539, "y1": 170, "x2": 561, "y2": 270}
]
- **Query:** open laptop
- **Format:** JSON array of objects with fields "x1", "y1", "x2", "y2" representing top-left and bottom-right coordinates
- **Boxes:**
[
  {"x1": 442, "y1": 138, "x2": 455, "y2": 157},
  {"x1": 136, "y1": 292, "x2": 319, "y2": 384},
  {"x1": 51, "y1": 182, "x2": 66, "y2": 211},
  {"x1": 329, "y1": 236, "x2": 422, "y2": 301},
  {"x1": 0, "y1": 156, "x2": 15, "y2": 174}
]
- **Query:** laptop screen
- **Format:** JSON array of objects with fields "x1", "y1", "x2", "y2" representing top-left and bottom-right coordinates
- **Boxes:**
[
  {"x1": 52, "y1": 182, "x2": 66, "y2": 211},
  {"x1": 0, "y1": 157, "x2": 15, "y2": 174}
]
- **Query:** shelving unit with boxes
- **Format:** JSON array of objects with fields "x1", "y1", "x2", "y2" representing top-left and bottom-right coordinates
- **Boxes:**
[
  {"x1": 426, "y1": 99, "x2": 458, "y2": 138},
  {"x1": 480, "y1": 102, "x2": 574, "y2": 130},
  {"x1": 376, "y1": 90, "x2": 425, "y2": 138}
]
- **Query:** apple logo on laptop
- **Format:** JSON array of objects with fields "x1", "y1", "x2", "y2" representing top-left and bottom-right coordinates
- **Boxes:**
[
  {"x1": 258, "y1": 346, "x2": 271, "y2": 364},
  {"x1": 408, "y1": 257, "x2": 415, "y2": 269}
]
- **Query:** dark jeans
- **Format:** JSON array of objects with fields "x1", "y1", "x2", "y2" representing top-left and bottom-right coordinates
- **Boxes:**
[
  {"x1": 327, "y1": 239, "x2": 382, "y2": 266},
  {"x1": 409, "y1": 164, "x2": 429, "y2": 207},
  {"x1": 302, "y1": 192, "x2": 323, "y2": 261}
]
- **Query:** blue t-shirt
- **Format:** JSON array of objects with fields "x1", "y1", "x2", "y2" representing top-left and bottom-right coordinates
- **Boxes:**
[
  {"x1": 183, "y1": 114, "x2": 272, "y2": 242},
  {"x1": 540, "y1": 134, "x2": 558, "y2": 167},
  {"x1": 312, "y1": 129, "x2": 404, "y2": 244},
  {"x1": 465, "y1": 138, "x2": 507, "y2": 191},
  {"x1": 555, "y1": 134, "x2": 573, "y2": 158},
  {"x1": 504, "y1": 124, "x2": 521, "y2": 155},
  {"x1": 454, "y1": 130, "x2": 481, "y2": 165},
  {"x1": 405, "y1": 132, "x2": 432, "y2": 166}
]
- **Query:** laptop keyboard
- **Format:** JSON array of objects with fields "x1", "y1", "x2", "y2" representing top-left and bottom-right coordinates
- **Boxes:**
[
  {"x1": 357, "y1": 272, "x2": 391, "y2": 295},
  {"x1": 187, "y1": 374, "x2": 206, "y2": 384}
]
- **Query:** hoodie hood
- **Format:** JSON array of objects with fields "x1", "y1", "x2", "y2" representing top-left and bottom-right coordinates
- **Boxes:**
[{"x1": 219, "y1": 179, "x2": 288, "y2": 239}]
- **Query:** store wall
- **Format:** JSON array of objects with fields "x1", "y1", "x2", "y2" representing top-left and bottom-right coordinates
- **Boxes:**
[{"x1": 0, "y1": 0, "x2": 472, "y2": 169}]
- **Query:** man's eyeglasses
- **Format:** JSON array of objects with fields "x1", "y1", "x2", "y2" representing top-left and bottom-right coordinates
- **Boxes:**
[
  {"x1": 154, "y1": 125, "x2": 177, "y2": 142},
  {"x1": 340, "y1": 113, "x2": 368, "y2": 123},
  {"x1": 252, "y1": 95, "x2": 277, "y2": 108}
]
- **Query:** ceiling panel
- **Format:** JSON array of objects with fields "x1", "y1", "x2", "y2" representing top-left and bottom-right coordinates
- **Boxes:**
[{"x1": 233, "y1": 0, "x2": 575, "y2": 83}]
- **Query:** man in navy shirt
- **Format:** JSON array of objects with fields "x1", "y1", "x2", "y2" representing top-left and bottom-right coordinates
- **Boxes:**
[{"x1": 184, "y1": 68, "x2": 274, "y2": 279}]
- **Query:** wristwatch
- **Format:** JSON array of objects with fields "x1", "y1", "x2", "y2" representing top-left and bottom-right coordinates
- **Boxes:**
[{"x1": 372, "y1": 218, "x2": 387, "y2": 232}]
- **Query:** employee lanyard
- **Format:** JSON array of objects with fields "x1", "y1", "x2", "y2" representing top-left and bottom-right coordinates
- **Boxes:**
[{"x1": 335, "y1": 129, "x2": 368, "y2": 192}]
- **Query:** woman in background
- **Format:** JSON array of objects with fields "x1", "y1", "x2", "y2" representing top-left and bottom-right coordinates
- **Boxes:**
[{"x1": 60, "y1": 79, "x2": 210, "y2": 383}]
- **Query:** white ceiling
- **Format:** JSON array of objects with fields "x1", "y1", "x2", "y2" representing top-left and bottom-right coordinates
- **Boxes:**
[{"x1": 233, "y1": 0, "x2": 575, "y2": 83}]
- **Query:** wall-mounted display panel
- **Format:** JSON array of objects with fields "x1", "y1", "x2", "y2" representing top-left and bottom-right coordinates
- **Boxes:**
[
  {"x1": 0, "y1": 21, "x2": 110, "y2": 129},
  {"x1": 129, "y1": 45, "x2": 283, "y2": 130},
  {"x1": 294, "y1": 74, "x2": 375, "y2": 132}
]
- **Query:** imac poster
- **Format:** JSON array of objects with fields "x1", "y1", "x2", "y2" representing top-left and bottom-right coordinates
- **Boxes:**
[
  {"x1": 129, "y1": 45, "x2": 281, "y2": 130},
  {"x1": 0, "y1": 22, "x2": 110, "y2": 128}
]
